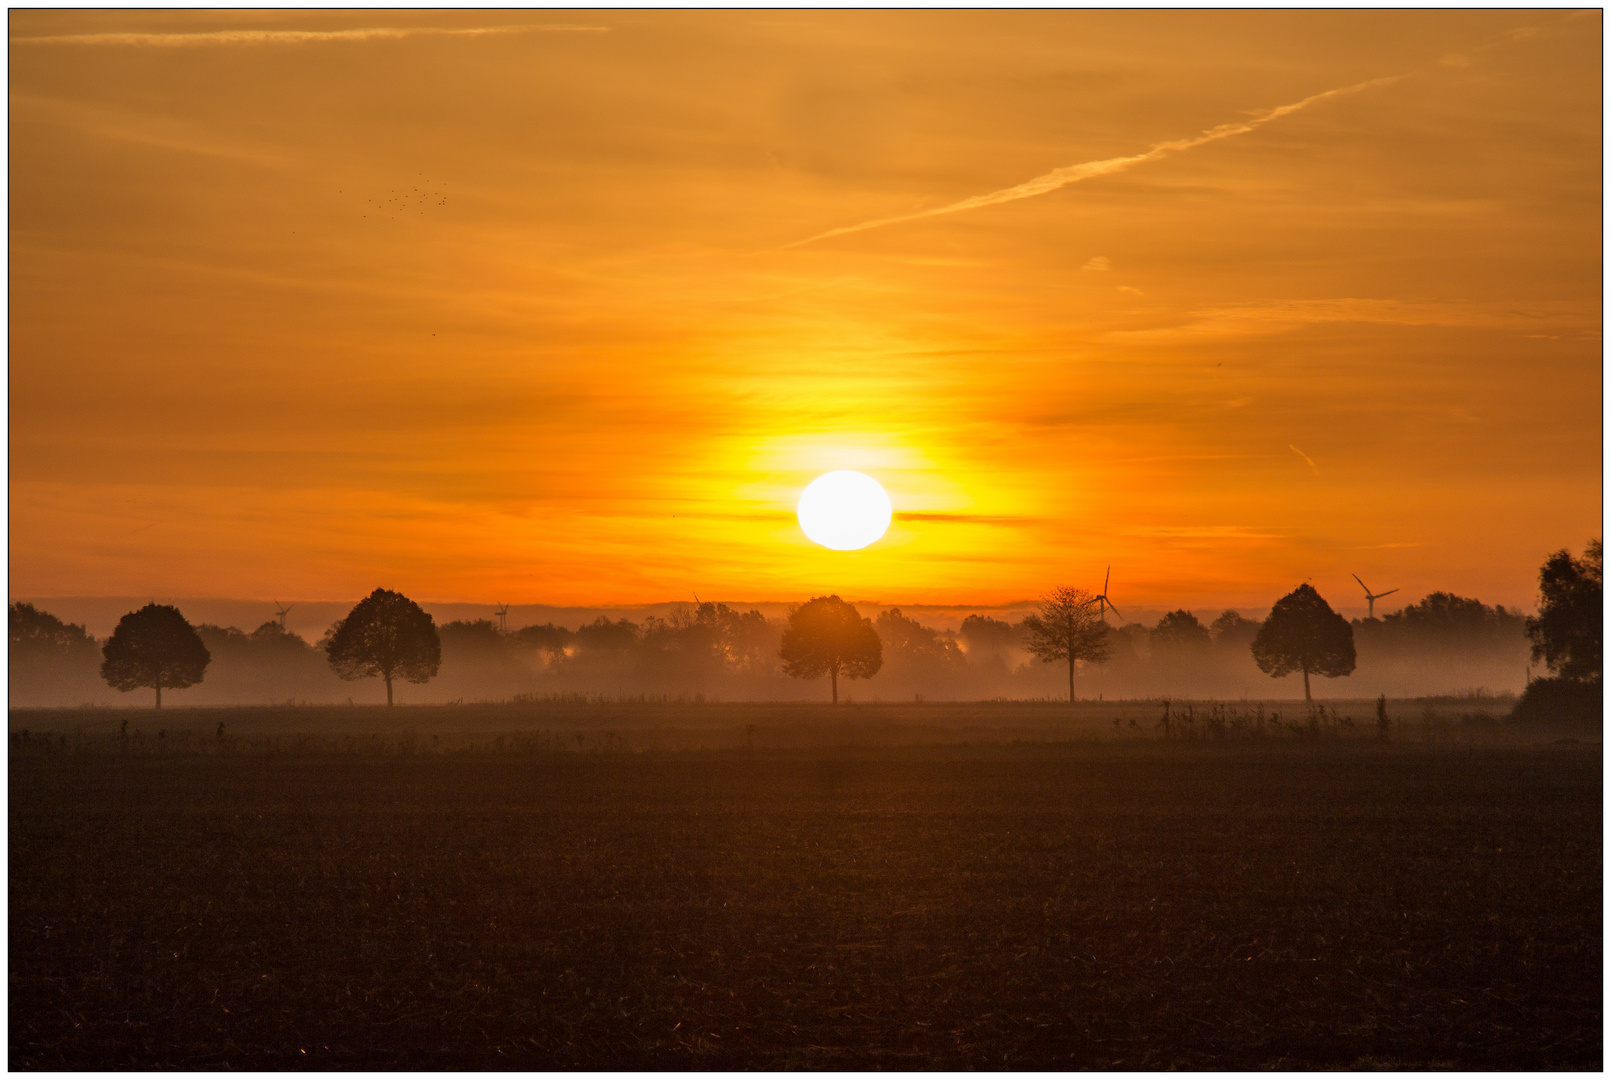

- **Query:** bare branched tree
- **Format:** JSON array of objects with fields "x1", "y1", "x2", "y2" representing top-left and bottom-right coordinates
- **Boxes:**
[{"x1": 1022, "y1": 586, "x2": 1111, "y2": 703}]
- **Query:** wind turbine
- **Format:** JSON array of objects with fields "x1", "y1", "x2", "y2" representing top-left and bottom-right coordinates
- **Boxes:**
[
  {"x1": 1351, "y1": 574, "x2": 1399, "y2": 620},
  {"x1": 273, "y1": 601, "x2": 294, "y2": 631},
  {"x1": 1081, "y1": 566, "x2": 1125, "y2": 704},
  {"x1": 1090, "y1": 566, "x2": 1124, "y2": 624},
  {"x1": 494, "y1": 603, "x2": 510, "y2": 634}
]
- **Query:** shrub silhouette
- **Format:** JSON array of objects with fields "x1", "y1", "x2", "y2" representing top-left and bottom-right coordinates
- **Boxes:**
[
  {"x1": 1251, "y1": 584, "x2": 1355, "y2": 705},
  {"x1": 1022, "y1": 586, "x2": 1111, "y2": 703},
  {"x1": 324, "y1": 588, "x2": 442, "y2": 705},
  {"x1": 779, "y1": 595, "x2": 881, "y2": 704},
  {"x1": 100, "y1": 603, "x2": 211, "y2": 708},
  {"x1": 1511, "y1": 675, "x2": 1602, "y2": 727}
]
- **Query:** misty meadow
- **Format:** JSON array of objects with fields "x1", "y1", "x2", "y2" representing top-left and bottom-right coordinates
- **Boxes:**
[{"x1": 2, "y1": 586, "x2": 1550, "y2": 708}]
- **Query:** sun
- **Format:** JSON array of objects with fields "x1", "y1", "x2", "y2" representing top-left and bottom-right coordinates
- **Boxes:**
[{"x1": 797, "y1": 470, "x2": 893, "y2": 551}]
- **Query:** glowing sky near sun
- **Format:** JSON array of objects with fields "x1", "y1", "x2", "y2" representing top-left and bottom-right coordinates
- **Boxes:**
[{"x1": 8, "y1": 10, "x2": 1602, "y2": 611}]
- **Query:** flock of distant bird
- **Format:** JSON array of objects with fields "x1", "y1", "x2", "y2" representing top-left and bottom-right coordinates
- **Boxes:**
[{"x1": 357, "y1": 174, "x2": 449, "y2": 220}]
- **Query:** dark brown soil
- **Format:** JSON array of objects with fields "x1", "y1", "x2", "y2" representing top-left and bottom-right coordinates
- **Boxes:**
[{"x1": 9, "y1": 735, "x2": 1601, "y2": 1069}]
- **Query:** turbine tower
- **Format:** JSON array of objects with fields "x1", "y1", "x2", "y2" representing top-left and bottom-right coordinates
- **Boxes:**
[
  {"x1": 1351, "y1": 574, "x2": 1399, "y2": 620},
  {"x1": 273, "y1": 601, "x2": 294, "y2": 631},
  {"x1": 494, "y1": 603, "x2": 510, "y2": 634},
  {"x1": 1091, "y1": 566, "x2": 1124, "y2": 624}
]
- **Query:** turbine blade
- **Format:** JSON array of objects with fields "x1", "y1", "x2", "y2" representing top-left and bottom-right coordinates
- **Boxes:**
[
  {"x1": 1352, "y1": 573, "x2": 1369, "y2": 594},
  {"x1": 1104, "y1": 566, "x2": 1111, "y2": 594},
  {"x1": 1378, "y1": 588, "x2": 1399, "y2": 598},
  {"x1": 1105, "y1": 602, "x2": 1124, "y2": 622}
]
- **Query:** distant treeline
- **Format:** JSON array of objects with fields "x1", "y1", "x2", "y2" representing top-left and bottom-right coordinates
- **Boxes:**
[{"x1": 10, "y1": 591, "x2": 1533, "y2": 707}]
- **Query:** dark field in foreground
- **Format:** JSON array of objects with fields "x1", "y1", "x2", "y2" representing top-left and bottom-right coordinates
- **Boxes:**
[
  {"x1": 3, "y1": 694, "x2": 1560, "y2": 752},
  {"x1": 10, "y1": 728, "x2": 1602, "y2": 1069}
]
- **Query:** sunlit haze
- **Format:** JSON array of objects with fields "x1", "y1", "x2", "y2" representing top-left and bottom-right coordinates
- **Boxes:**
[{"x1": 8, "y1": 10, "x2": 1601, "y2": 612}]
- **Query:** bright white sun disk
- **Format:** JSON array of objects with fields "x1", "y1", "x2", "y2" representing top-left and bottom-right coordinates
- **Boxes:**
[{"x1": 797, "y1": 471, "x2": 892, "y2": 550}]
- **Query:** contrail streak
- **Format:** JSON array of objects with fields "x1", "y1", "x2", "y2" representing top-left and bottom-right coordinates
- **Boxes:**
[
  {"x1": 785, "y1": 76, "x2": 1399, "y2": 249},
  {"x1": 1288, "y1": 445, "x2": 1320, "y2": 474},
  {"x1": 10, "y1": 25, "x2": 608, "y2": 47}
]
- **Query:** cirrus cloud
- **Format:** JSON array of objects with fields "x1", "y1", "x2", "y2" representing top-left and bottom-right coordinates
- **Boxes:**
[{"x1": 10, "y1": 24, "x2": 609, "y2": 47}]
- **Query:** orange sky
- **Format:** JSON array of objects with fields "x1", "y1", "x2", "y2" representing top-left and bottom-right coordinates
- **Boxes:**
[{"x1": 9, "y1": 10, "x2": 1602, "y2": 614}]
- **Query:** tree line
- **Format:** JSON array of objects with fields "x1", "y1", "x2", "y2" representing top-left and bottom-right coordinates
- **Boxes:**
[{"x1": 9, "y1": 540, "x2": 1598, "y2": 708}]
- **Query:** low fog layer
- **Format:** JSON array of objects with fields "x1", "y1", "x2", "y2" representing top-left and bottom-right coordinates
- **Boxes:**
[{"x1": 11, "y1": 592, "x2": 1531, "y2": 707}]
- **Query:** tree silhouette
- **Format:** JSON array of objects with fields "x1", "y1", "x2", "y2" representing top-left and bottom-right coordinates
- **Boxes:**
[
  {"x1": 876, "y1": 608, "x2": 967, "y2": 686},
  {"x1": 639, "y1": 603, "x2": 777, "y2": 690},
  {"x1": 571, "y1": 616, "x2": 639, "y2": 655},
  {"x1": 10, "y1": 602, "x2": 97, "y2": 656},
  {"x1": 1251, "y1": 584, "x2": 1355, "y2": 705},
  {"x1": 1151, "y1": 609, "x2": 1212, "y2": 654},
  {"x1": 1383, "y1": 591, "x2": 1526, "y2": 642},
  {"x1": 959, "y1": 614, "x2": 1018, "y2": 657},
  {"x1": 692, "y1": 603, "x2": 775, "y2": 674},
  {"x1": 1022, "y1": 586, "x2": 1110, "y2": 703},
  {"x1": 324, "y1": 588, "x2": 441, "y2": 705},
  {"x1": 779, "y1": 595, "x2": 881, "y2": 704},
  {"x1": 100, "y1": 603, "x2": 211, "y2": 708},
  {"x1": 1209, "y1": 610, "x2": 1261, "y2": 649},
  {"x1": 511, "y1": 622, "x2": 573, "y2": 661},
  {"x1": 248, "y1": 619, "x2": 318, "y2": 656},
  {"x1": 1526, "y1": 539, "x2": 1601, "y2": 683},
  {"x1": 439, "y1": 618, "x2": 507, "y2": 656}
]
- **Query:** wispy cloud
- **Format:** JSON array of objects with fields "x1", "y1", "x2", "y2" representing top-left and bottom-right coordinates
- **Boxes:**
[
  {"x1": 12, "y1": 93, "x2": 287, "y2": 164},
  {"x1": 1105, "y1": 298, "x2": 1600, "y2": 345},
  {"x1": 898, "y1": 511, "x2": 1041, "y2": 526},
  {"x1": 11, "y1": 24, "x2": 608, "y2": 47},
  {"x1": 1288, "y1": 445, "x2": 1320, "y2": 474},
  {"x1": 1128, "y1": 525, "x2": 1287, "y2": 539},
  {"x1": 786, "y1": 76, "x2": 1399, "y2": 248}
]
